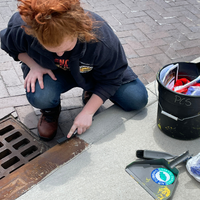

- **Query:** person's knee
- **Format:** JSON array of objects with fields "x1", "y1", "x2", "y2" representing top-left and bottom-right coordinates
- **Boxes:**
[
  {"x1": 136, "y1": 91, "x2": 148, "y2": 110},
  {"x1": 26, "y1": 90, "x2": 60, "y2": 109},
  {"x1": 123, "y1": 90, "x2": 148, "y2": 111}
]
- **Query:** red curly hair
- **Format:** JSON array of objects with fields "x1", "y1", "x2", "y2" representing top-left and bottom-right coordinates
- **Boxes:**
[{"x1": 17, "y1": 0, "x2": 97, "y2": 47}]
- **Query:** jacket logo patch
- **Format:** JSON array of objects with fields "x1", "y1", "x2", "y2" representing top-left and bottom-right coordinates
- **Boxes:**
[{"x1": 79, "y1": 66, "x2": 93, "y2": 73}]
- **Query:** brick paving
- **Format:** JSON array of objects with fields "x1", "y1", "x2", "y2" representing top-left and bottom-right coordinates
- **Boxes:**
[{"x1": 0, "y1": 0, "x2": 200, "y2": 147}]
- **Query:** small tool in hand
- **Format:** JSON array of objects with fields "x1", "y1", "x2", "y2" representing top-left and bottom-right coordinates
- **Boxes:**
[{"x1": 57, "y1": 129, "x2": 78, "y2": 144}]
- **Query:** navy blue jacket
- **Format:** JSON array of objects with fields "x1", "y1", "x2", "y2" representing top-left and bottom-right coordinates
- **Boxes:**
[{"x1": 1, "y1": 11, "x2": 137, "y2": 102}]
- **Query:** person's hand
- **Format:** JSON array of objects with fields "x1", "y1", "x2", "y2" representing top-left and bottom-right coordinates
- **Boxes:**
[
  {"x1": 24, "y1": 64, "x2": 57, "y2": 93},
  {"x1": 67, "y1": 111, "x2": 93, "y2": 138},
  {"x1": 67, "y1": 93, "x2": 103, "y2": 138}
]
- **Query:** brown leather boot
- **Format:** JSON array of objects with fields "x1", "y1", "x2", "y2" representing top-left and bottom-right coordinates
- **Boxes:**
[{"x1": 37, "y1": 104, "x2": 61, "y2": 140}]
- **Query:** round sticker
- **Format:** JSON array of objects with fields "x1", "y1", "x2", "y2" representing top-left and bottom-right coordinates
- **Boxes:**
[{"x1": 151, "y1": 168, "x2": 175, "y2": 185}]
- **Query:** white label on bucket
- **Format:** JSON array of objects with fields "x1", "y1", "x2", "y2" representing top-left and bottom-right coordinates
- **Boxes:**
[{"x1": 151, "y1": 168, "x2": 175, "y2": 185}]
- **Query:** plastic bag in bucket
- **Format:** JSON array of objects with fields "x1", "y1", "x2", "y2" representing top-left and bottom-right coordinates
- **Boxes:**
[{"x1": 156, "y1": 62, "x2": 200, "y2": 140}]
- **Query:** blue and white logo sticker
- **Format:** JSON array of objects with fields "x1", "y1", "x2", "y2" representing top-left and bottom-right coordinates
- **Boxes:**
[{"x1": 151, "y1": 168, "x2": 175, "y2": 185}]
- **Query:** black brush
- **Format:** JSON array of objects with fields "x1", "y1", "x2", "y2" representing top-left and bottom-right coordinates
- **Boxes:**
[
  {"x1": 136, "y1": 150, "x2": 176, "y2": 160},
  {"x1": 57, "y1": 129, "x2": 78, "y2": 144}
]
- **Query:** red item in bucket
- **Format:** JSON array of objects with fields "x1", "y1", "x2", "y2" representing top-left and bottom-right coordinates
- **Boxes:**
[{"x1": 173, "y1": 78, "x2": 200, "y2": 94}]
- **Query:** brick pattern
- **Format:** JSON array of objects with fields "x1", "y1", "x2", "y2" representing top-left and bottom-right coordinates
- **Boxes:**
[
  {"x1": 81, "y1": 0, "x2": 200, "y2": 85},
  {"x1": 0, "y1": 0, "x2": 200, "y2": 144}
]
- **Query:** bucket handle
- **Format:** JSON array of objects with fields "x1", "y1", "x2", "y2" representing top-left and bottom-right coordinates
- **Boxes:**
[
  {"x1": 159, "y1": 102, "x2": 200, "y2": 121},
  {"x1": 161, "y1": 110, "x2": 178, "y2": 121}
]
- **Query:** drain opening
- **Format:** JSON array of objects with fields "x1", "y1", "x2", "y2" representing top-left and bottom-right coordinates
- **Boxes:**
[
  {"x1": 1, "y1": 156, "x2": 20, "y2": 169},
  {"x1": 0, "y1": 125, "x2": 14, "y2": 135},
  {"x1": 21, "y1": 146, "x2": 38, "y2": 157},
  {"x1": 10, "y1": 164, "x2": 24, "y2": 174},
  {"x1": 13, "y1": 138, "x2": 30, "y2": 150},
  {"x1": 0, "y1": 115, "x2": 48, "y2": 180},
  {"x1": 5, "y1": 131, "x2": 22, "y2": 142},
  {"x1": 0, "y1": 149, "x2": 11, "y2": 160},
  {"x1": 0, "y1": 142, "x2": 3, "y2": 147}
]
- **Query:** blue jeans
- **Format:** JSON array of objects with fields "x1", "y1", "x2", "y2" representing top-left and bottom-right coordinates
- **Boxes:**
[{"x1": 26, "y1": 69, "x2": 148, "y2": 111}]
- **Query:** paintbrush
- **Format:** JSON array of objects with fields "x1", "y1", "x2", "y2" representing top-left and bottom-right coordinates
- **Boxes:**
[
  {"x1": 136, "y1": 150, "x2": 176, "y2": 160},
  {"x1": 57, "y1": 129, "x2": 78, "y2": 144}
]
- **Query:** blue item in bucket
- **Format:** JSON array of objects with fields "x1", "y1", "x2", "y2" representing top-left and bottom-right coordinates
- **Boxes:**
[
  {"x1": 186, "y1": 153, "x2": 200, "y2": 182},
  {"x1": 186, "y1": 86, "x2": 200, "y2": 96},
  {"x1": 191, "y1": 166, "x2": 200, "y2": 176}
]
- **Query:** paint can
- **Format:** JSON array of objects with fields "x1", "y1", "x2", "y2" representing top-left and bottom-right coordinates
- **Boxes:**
[{"x1": 156, "y1": 62, "x2": 200, "y2": 140}]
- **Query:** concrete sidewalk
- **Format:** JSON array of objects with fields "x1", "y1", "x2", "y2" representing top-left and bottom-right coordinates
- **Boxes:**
[{"x1": 16, "y1": 75, "x2": 200, "y2": 200}]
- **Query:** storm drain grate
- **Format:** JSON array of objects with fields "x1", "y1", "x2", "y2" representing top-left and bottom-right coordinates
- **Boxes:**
[{"x1": 0, "y1": 115, "x2": 48, "y2": 180}]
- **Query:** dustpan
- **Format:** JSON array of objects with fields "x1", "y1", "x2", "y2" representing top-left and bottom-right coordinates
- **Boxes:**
[{"x1": 125, "y1": 151, "x2": 190, "y2": 200}]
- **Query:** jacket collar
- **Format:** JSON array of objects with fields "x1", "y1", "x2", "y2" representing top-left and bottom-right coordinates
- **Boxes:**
[
  {"x1": 69, "y1": 40, "x2": 86, "y2": 60},
  {"x1": 30, "y1": 38, "x2": 86, "y2": 60},
  {"x1": 30, "y1": 38, "x2": 53, "y2": 58}
]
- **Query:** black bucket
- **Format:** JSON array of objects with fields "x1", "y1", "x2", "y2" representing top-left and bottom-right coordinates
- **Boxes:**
[{"x1": 156, "y1": 62, "x2": 200, "y2": 140}]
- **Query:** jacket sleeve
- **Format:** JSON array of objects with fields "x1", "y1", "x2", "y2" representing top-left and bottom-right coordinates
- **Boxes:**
[
  {"x1": 1, "y1": 13, "x2": 29, "y2": 61},
  {"x1": 92, "y1": 40, "x2": 128, "y2": 102}
]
